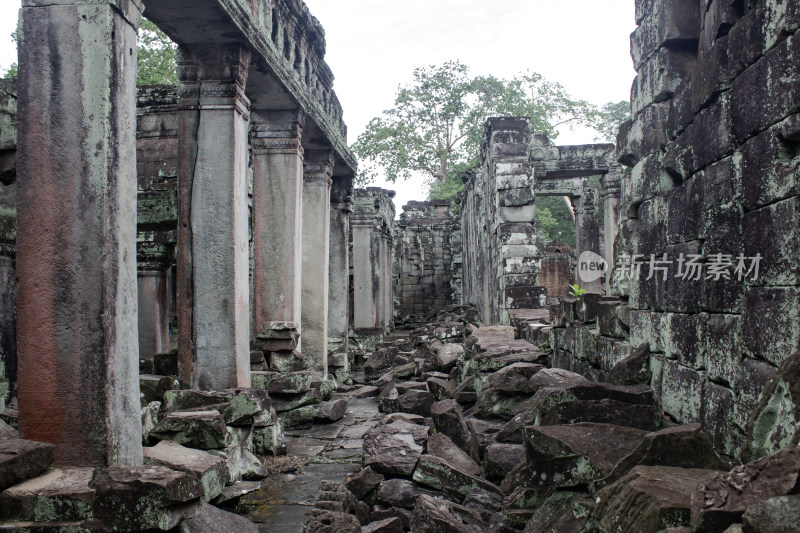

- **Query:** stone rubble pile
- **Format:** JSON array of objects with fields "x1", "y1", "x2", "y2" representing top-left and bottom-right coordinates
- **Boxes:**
[{"x1": 303, "y1": 304, "x2": 800, "y2": 533}]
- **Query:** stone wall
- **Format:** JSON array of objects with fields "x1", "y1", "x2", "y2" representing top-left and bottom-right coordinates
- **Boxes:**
[
  {"x1": 541, "y1": 0, "x2": 800, "y2": 460},
  {"x1": 0, "y1": 79, "x2": 15, "y2": 411},
  {"x1": 393, "y1": 200, "x2": 462, "y2": 328}
]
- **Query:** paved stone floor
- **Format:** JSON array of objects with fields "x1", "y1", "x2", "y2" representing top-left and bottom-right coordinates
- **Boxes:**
[{"x1": 240, "y1": 392, "x2": 381, "y2": 532}]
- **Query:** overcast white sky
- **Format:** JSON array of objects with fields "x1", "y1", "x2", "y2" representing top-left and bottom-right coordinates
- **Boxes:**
[{"x1": 0, "y1": 0, "x2": 637, "y2": 211}]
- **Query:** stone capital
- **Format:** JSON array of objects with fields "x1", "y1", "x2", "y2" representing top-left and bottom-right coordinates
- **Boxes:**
[
  {"x1": 250, "y1": 109, "x2": 306, "y2": 153},
  {"x1": 303, "y1": 149, "x2": 334, "y2": 186},
  {"x1": 177, "y1": 45, "x2": 251, "y2": 117}
]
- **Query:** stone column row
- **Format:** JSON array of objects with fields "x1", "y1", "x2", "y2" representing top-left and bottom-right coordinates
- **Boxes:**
[{"x1": 15, "y1": 1, "x2": 351, "y2": 467}]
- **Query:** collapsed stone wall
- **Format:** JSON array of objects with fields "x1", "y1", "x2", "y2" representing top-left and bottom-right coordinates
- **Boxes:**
[
  {"x1": 544, "y1": 0, "x2": 800, "y2": 460},
  {"x1": 393, "y1": 200, "x2": 462, "y2": 328}
]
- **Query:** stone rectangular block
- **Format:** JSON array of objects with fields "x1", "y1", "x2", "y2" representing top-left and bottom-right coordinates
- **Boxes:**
[
  {"x1": 630, "y1": 310, "x2": 664, "y2": 352},
  {"x1": 662, "y1": 313, "x2": 707, "y2": 369},
  {"x1": 617, "y1": 102, "x2": 671, "y2": 166},
  {"x1": 740, "y1": 113, "x2": 800, "y2": 209},
  {"x1": 631, "y1": 48, "x2": 696, "y2": 116},
  {"x1": 743, "y1": 287, "x2": 800, "y2": 366},
  {"x1": 631, "y1": 0, "x2": 701, "y2": 69},
  {"x1": 702, "y1": 381, "x2": 742, "y2": 458},
  {"x1": 733, "y1": 358, "x2": 776, "y2": 431},
  {"x1": 665, "y1": 174, "x2": 703, "y2": 245},
  {"x1": 743, "y1": 197, "x2": 800, "y2": 286},
  {"x1": 661, "y1": 360, "x2": 705, "y2": 424},
  {"x1": 705, "y1": 314, "x2": 742, "y2": 388},
  {"x1": 623, "y1": 154, "x2": 673, "y2": 208}
]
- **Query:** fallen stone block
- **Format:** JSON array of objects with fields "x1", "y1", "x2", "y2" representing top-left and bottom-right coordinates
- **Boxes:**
[
  {"x1": 454, "y1": 376, "x2": 478, "y2": 404},
  {"x1": 523, "y1": 490, "x2": 594, "y2": 533},
  {"x1": 523, "y1": 423, "x2": 648, "y2": 490},
  {"x1": 363, "y1": 420, "x2": 429, "y2": 476},
  {"x1": 427, "y1": 343, "x2": 464, "y2": 372},
  {"x1": 270, "y1": 389, "x2": 323, "y2": 413},
  {"x1": 426, "y1": 433, "x2": 481, "y2": 477},
  {"x1": 314, "y1": 399, "x2": 348, "y2": 423},
  {"x1": 466, "y1": 350, "x2": 546, "y2": 375},
  {"x1": 602, "y1": 424, "x2": 729, "y2": 486},
  {"x1": 362, "y1": 516, "x2": 404, "y2": 533},
  {"x1": 484, "y1": 443, "x2": 524, "y2": 481},
  {"x1": 149, "y1": 410, "x2": 230, "y2": 450},
  {"x1": 472, "y1": 387, "x2": 529, "y2": 421},
  {"x1": 211, "y1": 480, "x2": 261, "y2": 506},
  {"x1": 313, "y1": 480, "x2": 369, "y2": 525},
  {"x1": 140, "y1": 374, "x2": 181, "y2": 406},
  {"x1": 370, "y1": 505, "x2": 413, "y2": 530},
  {"x1": 354, "y1": 386, "x2": 380, "y2": 398},
  {"x1": 304, "y1": 510, "x2": 361, "y2": 533},
  {"x1": 251, "y1": 371, "x2": 313, "y2": 394},
  {"x1": 0, "y1": 438, "x2": 55, "y2": 491},
  {"x1": 154, "y1": 350, "x2": 178, "y2": 376},
  {"x1": 268, "y1": 350, "x2": 307, "y2": 373},
  {"x1": 594, "y1": 465, "x2": 717, "y2": 533},
  {"x1": 608, "y1": 342, "x2": 651, "y2": 385},
  {"x1": 376, "y1": 478, "x2": 427, "y2": 509},
  {"x1": 93, "y1": 465, "x2": 203, "y2": 531},
  {"x1": 397, "y1": 389, "x2": 434, "y2": 417},
  {"x1": 427, "y1": 377, "x2": 456, "y2": 401},
  {"x1": 144, "y1": 441, "x2": 227, "y2": 502},
  {"x1": 209, "y1": 445, "x2": 268, "y2": 484},
  {"x1": 412, "y1": 455, "x2": 500, "y2": 498},
  {"x1": 280, "y1": 405, "x2": 317, "y2": 430},
  {"x1": 486, "y1": 362, "x2": 543, "y2": 394},
  {"x1": 409, "y1": 494, "x2": 487, "y2": 532},
  {"x1": 691, "y1": 445, "x2": 800, "y2": 532},
  {"x1": 0, "y1": 420, "x2": 17, "y2": 440},
  {"x1": 0, "y1": 467, "x2": 95, "y2": 522},
  {"x1": 252, "y1": 424, "x2": 288, "y2": 456},
  {"x1": 345, "y1": 466, "x2": 384, "y2": 500},
  {"x1": 430, "y1": 400, "x2": 479, "y2": 459},
  {"x1": 178, "y1": 500, "x2": 258, "y2": 532},
  {"x1": 742, "y1": 494, "x2": 800, "y2": 533},
  {"x1": 462, "y1": 487, "x2": 503, "y2": 525},
  {"x1": 161, "y1": 389, "x2": 271, "y2": 427}
]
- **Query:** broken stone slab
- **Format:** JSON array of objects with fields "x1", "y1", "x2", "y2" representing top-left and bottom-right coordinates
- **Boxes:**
[
  {"x1": 162, "y1": 389, "x2": 271, "y2": 426},
  {"x1": 594, "y1": 465, "x2": 717, "y2": 533},
  {"x1": 426, "y1": 343, "x2": 464, "y2": 372},
  {"x1": 363, "y1": 420, "x2": 430, "y2": 476},
  {"x1": 149, "y1": 410, "x2": 231, "y2": 450},
  {"x1": 412, "y1": 454, "x2": 500, "y2": 498},
  {"x1": 370, "y1": 505, "x2": 413, "y2": 530},
  {"x1": 270, "y1": 388, "x2": 323, "y2": 413},
  {"x1": 690, "y1": 445, "x2": 800, "y2": 532},
  {"x1": 144, "y1": 441, "x2": 227, "y2": 502},
  {"x1": 454, "y1": 376, "x2": 478, "y2": 404},
  {"x1": 408, "y1": 494, "x2": 487, "y2": 532},
  {"x1": 463, "y1": 487, "x2": 502, "y2": 525},
  {"x1": 396, "y1": 381, "x2": 428, "y2": 394},
  {"x1": 484, "y1": 443, "x2": 524, "y2": 482},
  {"x1": 602, "y1": 424, "x2": 729, "y2": 487},
  {"x1": 362, "y1": 517, "x2": 404, "y2": 533},
  {"x1": 268, "y1": 350, "x2": 308, "y2": 373},
  {"x1": 377, "y1": 387, "x2": 401, "y2": 415},
  {"x1": 304, "y1": 510, "x2": 361, "y2": 533},
  {"x1": 0, "y1": 467, "x2": 95, "y2": 522},
  {"x1": 143, "y1": 400, "x2": 162, "y2": 443},
  {"x1": 486, "y1": 362, "x2": 544, "y2": 394},
  {"x1": 209, "y1": 445, "x2": 268, "y2": 484},
  {"x1": 93, "y1": 465, "x2": 203, "y2": 531},
  {"x1": 345, "y1": 466, "x2": 384, "y2": 500},
  {"x1": 741, "y1": 353, "x2": 800, "y2": 462},
  {"x1": 354, "y1": 386, "x2": 380, "y2": 398},
  {"x1": 523, "y1": 423, "x2": 648, "y2": 490},
  {"x1": 472, "y1": 387, "x2": 530, "y2": 421},
  {"x1": 250, "y1": 350, "x2": 268, "y2": 372},
  {"x1": 279, "y1": 405, "x2": 317, "y2": 430},
  {"x1": 0, "y1": 420, "x2": 17, "y2": 440},
  {"x1": 365, "y1": 347, "x2": 400, "y2": 380},
  {"x1": 468, "y1": 418, "x2": 504, "y2": 454},
  {"x1": 0, "y1": 438, "x2": 55, "y2": 491},
  {"x1": 251, "y1": 370, "x2": 313, "y2": 394},
  {"x1": 608, "y1": 342, "x2": 651, "y2": 385},
  {"x1": 178, "y1": 500, "x2": 258, "y2": 532},
  {"x1": 314, "y1": 399, "x2": 348, "y2": 423},
  {"x1": 252, "y1": 322, "x2": 299, "y2": 352},
  {"x1": 376, "y1": 478, "x2": 428, "y2": 509},
  {"x1": 528, "y1": 368, "x2": 590, "y2": 390},
  {"x1": 394, "y1": 361, "x2": 417, "y2": 379},
  {"x1": 427, "y1": 377, "x2": 456, "y2": 401},
  {"x1": 465, "y1": 350, "x2": 546, "y2": 375},
  {"x1": 313, "y1": 480, "x2": 370, "y2": 525},
  {"x1": 430, "y1": 400, "x2": 479, "y2": 460},
  {"x1": 426, "y1": 432, "x2": 481, "y2": 477},
  {"x1": 397, "y1": 389, "x2": 434, "y2": 417},
  {"x1": 211, "y1": 480, "x2": 261, "y2": 506},
  {"x1": 252, "y1": 424, "x2": 288, "y2": 456},
  {"x1": 741, "y1": 494, "x2": 800, "y2": 533},
  {"x1": 522, "y1": 490, "x2": 594, "y2": 533}
]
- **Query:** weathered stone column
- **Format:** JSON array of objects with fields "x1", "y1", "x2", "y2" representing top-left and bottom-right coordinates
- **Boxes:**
[
  {"x1": 575, "y1": 183, "x2": 603, "y2": 294},
  {"x1": 381, "y1": 232, "x2": 394, "y2": 329},
  {"x1": 176, "y1": 45, "x2": 251, "y2": 390},
  {"x1": 301, "y1": 150, "x2": 334, "y2": 376},
  {"x1": 353, "y1": 221, "x2": 379, "y2": 332},
  {"x1": 16, "y1": 0, "x2": 143, "y2": 466},
  {"x1": 137, "y1": 268, "x2": 173, "y2": 359},
  {"x1": 601, "y1": 167, "x2": 622, "y2": 293},
  {"x1": 328, "y1": 176, "x2": 353, "y2": 361},
  {"x1": 250, "y1": 110, "x2": 305, "y2": 346}
]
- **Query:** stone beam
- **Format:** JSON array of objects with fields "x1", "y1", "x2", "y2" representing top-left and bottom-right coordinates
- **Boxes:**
[
  {"x1": 16, "y1": 0, "x2": 144, "y2": 466},
  {"x1": 141, "y1": 0, "x2": 356, "y2": 177},
  {"x1": 301, "y1": 149, "x2": 334, "y2": 377},
  {"x1": 176, "y1": 45, "x2": 251, "y2": 390}
]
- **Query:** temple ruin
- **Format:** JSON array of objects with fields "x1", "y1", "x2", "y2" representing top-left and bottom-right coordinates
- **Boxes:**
[{"x1": 1, "y1": 0, "x2": 800, "y2": 531}]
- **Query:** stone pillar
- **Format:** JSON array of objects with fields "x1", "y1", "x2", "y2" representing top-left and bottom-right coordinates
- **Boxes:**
[
  {"x1": 381, "y1": 232, "x2": 394, "y2": 329},
  {"x1": 301, "y1": 150, "x2": 334, "y2": 376},
  {"x1": 575, "y1": 183, "x2": 603, "y2": 294},
  {"x1": 16, "y1": 0, "x2": 143, "y2": 466},
  {"x1": 176, "y1": 45, "x2": 251, "y2": 390},
  {"x1": 601, "y1": 167, "x2": 622, "y2": 293},
  {"x1": 250, "y1": 110, "x2": 305, "y2": 344},
  {"x1": 353, "y1": 222, "x2": 379, "y2": 332},
  {"x1": 137, "y1": 269, "x2": 172, "y2": 359},
  {"x1": 328, "y1": 176, "x2": 352, "y2": 357}
]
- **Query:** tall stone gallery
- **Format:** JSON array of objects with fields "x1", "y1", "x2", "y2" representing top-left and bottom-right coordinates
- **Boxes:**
[{"x1": 0, "y1": 0, "x2": 799, "y2": 531}]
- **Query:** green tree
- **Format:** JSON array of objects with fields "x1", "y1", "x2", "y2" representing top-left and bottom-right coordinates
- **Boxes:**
[
  {"x1": 535, "y1": 206, "x2": 559, "y2": 242},
  {"x1": 137, "y1": 19, "x2": 177, "y2": 86},
  {"x1": 353, "y1": 61, "x2": 619, "y2": 188},
  {"x1": 3, "y1": 31, "x2": 17, "y2": 79},
  {"x1": 591, "y1": 100, "x2": 630, "y2": 143}
]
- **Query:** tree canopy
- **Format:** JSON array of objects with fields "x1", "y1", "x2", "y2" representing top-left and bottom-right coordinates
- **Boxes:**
[
  {"x1": 352, "y1": 60, "x2": 628, "y2": 189},
  {"x1": 137, "y1": 20, "x2": 178, "y2": 86}
]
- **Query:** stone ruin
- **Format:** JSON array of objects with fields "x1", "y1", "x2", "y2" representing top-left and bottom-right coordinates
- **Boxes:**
[{"x1": 0, "y1": 0, "x2": 799, "y2": 531}]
